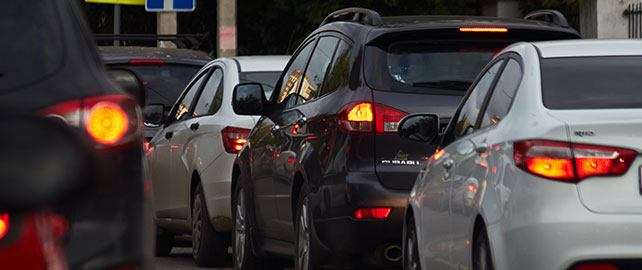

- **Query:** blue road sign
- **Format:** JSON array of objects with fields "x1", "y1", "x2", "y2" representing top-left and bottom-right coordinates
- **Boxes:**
[{"x1": 146, "y1": 0, "x2": 195, "y2": 12}]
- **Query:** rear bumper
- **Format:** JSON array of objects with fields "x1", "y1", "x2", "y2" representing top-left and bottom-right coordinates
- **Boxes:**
[{"x1": 311, "y1": 172, "x2": 409, "y2": 268}]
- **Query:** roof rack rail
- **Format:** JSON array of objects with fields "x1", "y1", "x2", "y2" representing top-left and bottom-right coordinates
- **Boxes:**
[
  {"x1": 94, "y1": 34, "x2": 205, "y2": 50},
  {"x1": 320, "y1": 7, "x2": 383, "y2": 27},
  {"x1": 523, "y1": 9, "x2": 570, "y2": 28}
]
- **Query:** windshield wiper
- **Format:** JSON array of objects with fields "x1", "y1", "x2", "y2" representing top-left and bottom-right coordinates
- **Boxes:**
[{"x1": 412, "y1": 80, "x2": 472, "y2": 91}]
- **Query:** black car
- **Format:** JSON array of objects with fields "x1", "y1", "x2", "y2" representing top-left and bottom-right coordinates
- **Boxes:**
[
  {"x1": 0, "y1": 1, "x2": 147, "y2": 269},
  {"x1": 230, "y1": 8, "x2": 580, "y2": 269},
  {"x1": 100, "y1": 46, "x2": 211, "y2": 141}
]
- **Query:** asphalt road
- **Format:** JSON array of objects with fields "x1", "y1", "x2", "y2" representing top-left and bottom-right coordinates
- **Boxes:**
[{"x1": 154, "y1": 247, "x2": 233, "y2": 270}]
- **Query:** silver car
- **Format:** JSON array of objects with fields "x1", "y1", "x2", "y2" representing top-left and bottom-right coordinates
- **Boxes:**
[{"x1": 399, "y1": 39, "x2": 642, "y2": 270}]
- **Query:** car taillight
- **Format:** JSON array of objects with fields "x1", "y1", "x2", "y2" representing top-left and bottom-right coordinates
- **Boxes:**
[
  {"x1": 339, "y1": 102, "x2": 407, "y2": 133},
  {"x1": 574, "y1": 263, "x2": 619, "y2": 270},
  {"x1": 513, "y1": 140, "x2": 636, "y2": 182},
  {"x1": 354, "y1": 208, "x2": 391, "y2": 219},
  {"x1": 221, "y1": 127, "x2": 250, "y2": 154},
  {"x1": 0, "y1": 213, "x2": 9, "y2": 239},
  {"x1": 128, "y1": 59, "x2": 165, "y2": 66},
  {"x1": 39, "y1": 94, "x2": 141, "y2": 151},
  {"x1": 459, "y1": 27, "x2": 508, "y2": 33}
]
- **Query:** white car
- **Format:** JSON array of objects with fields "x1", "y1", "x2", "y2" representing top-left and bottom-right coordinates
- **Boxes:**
[
  {"x1": 145, "y1": 55, "x2": 289, "y2": 266},
  {"x1": 399, "y1": 40, "x2": 642, "y2": 270}
]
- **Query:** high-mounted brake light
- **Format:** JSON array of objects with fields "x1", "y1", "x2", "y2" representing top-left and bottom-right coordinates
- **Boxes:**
[
  {"x1": 459, "y1": 27, "x2": 508, "y2": 33},
  {"x1": 221, "y1": 127, "x2": 250, "y2": 154},
  {"x1": 0, "y1": 213, "x2": 9, "y2": 239},
  {"x1": 354, "y1": 208, "x2": 391, "y2": 219},
  {"x1": 339, "y1": 102, "x2": 408, "y2": 133},
  {"x1": 574, "y1": 263, "x2": 619, "y2": 270},
  {"x1": 514, "y1": 140, "x2": 636, "y2": 182},
  {"x1": 128, "y1": 59, "x2": 165, "y2": 66}
]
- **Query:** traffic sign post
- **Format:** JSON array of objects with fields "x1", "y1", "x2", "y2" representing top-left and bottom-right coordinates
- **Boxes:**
[{"x1": 146, "y1": 0, "x2": 196, "y2": 12}]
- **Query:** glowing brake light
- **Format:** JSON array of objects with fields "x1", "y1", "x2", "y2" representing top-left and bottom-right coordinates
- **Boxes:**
[
  {"x1": 339, "y1": 102, "x2": 408, "y2": 133},
  {"x1": 354, "y1": 208, "x2": 391, "y2": 219},
  {"x1": 0, "y1": 213, "x2": 8, "y2": 239},
  {"x1": 574, "y1": 263, "x2": 619, "y2": 270},
  {"x1": 86, "y1": 101, "x2": 129, "y2": 144},
  {"x1": 514, "y1": 140, "x2": 636, "y2": 182},
  {"x1": 221, "y1": 127, "x2": 250, "y2": 154},
  {"x1": 459, "y1": 27, "x2": 508, "y2": 33},
  {"x1": 128, "y1": 59, "x2": 166, "y2": 66}
]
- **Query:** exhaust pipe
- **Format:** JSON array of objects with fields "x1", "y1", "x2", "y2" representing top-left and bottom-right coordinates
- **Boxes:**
[{"x1": 384, "y1": 245, "x2": 402, "y2": 262}]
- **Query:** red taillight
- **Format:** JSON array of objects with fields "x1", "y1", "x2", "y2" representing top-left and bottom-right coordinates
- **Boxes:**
[
  {"x1": 354, "y1": 208, "x2": 391, "y2": 219},
  {"x1": 0, "y1": 213, "x2": 9, "y2": 239},
  {"x1": 574, "y1": 263, "x2": 619, "y2": 270},
  {"x1": 459, "y1": 27, "x2": 508, "y2": 33},
  {"x1": 221, "y1": 127, "x2": 250, "y2": 154},
  {"x1": 128, "y1": 59, "x2": 165, "y2": 66},
  {"x1": 39, "y1": 95, "x2": 141, "y2": 150},
  {"x1": 339, "y1": 102, "x2": 407, "y2": 133},
  {"x1": 514, "y1": 140, "x2": 636, "y2": 182}
]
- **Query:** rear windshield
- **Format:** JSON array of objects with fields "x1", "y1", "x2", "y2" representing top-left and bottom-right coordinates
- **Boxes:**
[
  {"x1": 0, "y1": 0, "x2": 64, "y2": 92},
  {"x1": 541, "y1": 56, "x2": 642, "y2": 109},
  {"x1": 112, "y1": 64, "x2": 201, "y2": 107},
  {"x1": 240, "y1": 71, "x2": 282, "y2": 99},
  {"x1": 365, "y1": 40, "x2": 508, "y2": 94}
]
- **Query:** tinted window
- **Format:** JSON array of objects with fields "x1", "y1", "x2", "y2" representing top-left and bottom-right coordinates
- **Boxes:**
[
  {"x1": 542, "y1": 56, "x2": 642, "y2": 109},
  {"x1": 193, "y1": 68, "x2": 223, "y2": 116},
  {"x1": 365, "y1": 40, "x2": 508, "y2": 94},
  {"x1": 239, "y1": 71, "x2": 281, "y2": 99},
  {"x1": 454, "y1": 60, "x2": 504, "y2": 137},
  {"x1": 112, "y1": 64, "x2": 201, "y2": 107},
  {"x1": 480, "y1": 59, "x2": 522, "y2": 128},
  {"x1": 322, "y1": 40, "x2": 352, "y2": 96},
  {"x1": 0, "y1": 0, "x2": 63, "y2": 92},
  {"x1": 275, "y1": 41, "x2": 315, "y2": 107},
  {"x1": 299, "y1": 37, "x2": 339, "y2": 102},
  {"x1": 174, "y1": 71, "x2": 207, "y2": 121}
]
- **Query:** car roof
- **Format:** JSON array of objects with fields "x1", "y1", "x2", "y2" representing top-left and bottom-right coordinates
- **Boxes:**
[
  {"x1": 381, "y1": 15, "x2": 570, "y2": 30},
  {"x1": 99, "y1": 46, "x2": 211, "y2": 65},
  {"x1": 533, "y1": 39, "x2": 642, "y2": 58},
  {"x1": 229, "y1": 55, "x2": 290, "y2": 72}
]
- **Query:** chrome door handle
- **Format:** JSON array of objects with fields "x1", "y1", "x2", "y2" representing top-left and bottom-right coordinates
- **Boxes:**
[{"x1": 270, "y1": 125, "x2": 280, "y2": 135}]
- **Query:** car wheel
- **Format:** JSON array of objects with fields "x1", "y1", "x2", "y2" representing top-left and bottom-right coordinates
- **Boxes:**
[
  {"x1": 192, "y1": 183, "x2": 229, "y2": 267},
  {"x1": 403, "y1": 216, "x2": 420, "y2": 270},
  {"x1": 233, "y1": 180, "x2": 283, "y2": 270},
  {"x1": 473, "y1": 227, "x2": 494, "y2": 270},
  {"x1": 154, "y1": 227, "x2": 173, "y2": 256},
  {"x1": 295, "y1": 190, "x2": 312, "y2": 270}
]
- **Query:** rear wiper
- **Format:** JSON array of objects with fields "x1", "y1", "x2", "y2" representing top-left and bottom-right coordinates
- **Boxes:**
[{"x1": 412, "y1": 80, "x2": 472, "y2": 91}]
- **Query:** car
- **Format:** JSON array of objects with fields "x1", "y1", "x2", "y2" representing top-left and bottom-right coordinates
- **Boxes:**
[
  {"x1": 100, "y1": 46, "x2": 211, "y2": 144},
  {"x1": 0, "y1": 0, "x2": 147, "y2": 269},
  {"x1": 400, "y1": 39, "x2": 642, "y2": 270},
  {"x1": 229, "y1": 7, "x2": 581, "y2": 270},
  {"x1": 145, "y1": 55, "x2": 289, "y2": 266}
]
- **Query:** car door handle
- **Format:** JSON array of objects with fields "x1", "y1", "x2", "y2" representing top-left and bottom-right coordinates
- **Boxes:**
[
  {"x1": 270, "y1": 125, "x2": 280, "y2": 135},
  {"x1": 442, "y1": 158, "x2": 454, "y2": 170},
  {"x1": 165, "y1": 131, "x2": 173, "y2": 139},
  {"x1": 190, "y1": 122, "x2": 200, "y2": 131}
]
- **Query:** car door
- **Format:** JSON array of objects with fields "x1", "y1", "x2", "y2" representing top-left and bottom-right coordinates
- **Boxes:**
[
  {"x1": 156, "y1": 68, "x2": 210, "y2": 220},
  {"x1": 271, "y1": 35, "x2": 341, "y2": 240},
  {"x1": 251, "y1": 38, "x2": 316, "y2": 238}
]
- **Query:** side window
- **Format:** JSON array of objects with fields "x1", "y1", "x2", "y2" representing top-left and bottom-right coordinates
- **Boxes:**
[
  {"x1": 193, "y1": 68, "x2": 224, "y2": 116},
  {"x1": 322, "y1": 40, "x2": 353, "y2": 96},
  {"x1": 174, "y1": 70, "x2": 208, "y2": 121},
  {"x1": 275, "y1": 40, "x2": 315, "y2": 108},
  {"x1": 298, "y1": 36, "x2": 339, "y2": 102},
  {"x1": 453, "y1": 60, "x2": 504, "y2": 137},
  {"x1": 480, "y1": 59, "x2": 522, "y2": 128}
]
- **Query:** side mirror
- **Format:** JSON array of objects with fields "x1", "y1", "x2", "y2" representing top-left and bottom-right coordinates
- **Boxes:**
[
  {"x1": 143, "y1": 104, "x2": 165, "y2": 127},
  {"x1": 232, "y1": 83, "x2": 268, "y2": 115},
  {"x1": 108, "y1": 68, "x2": 146, "y2": 107},
  {"x1": 398, "y1": 114, "x2": 440, "y2": 143},
  {"x1": 0, "y1": 116, "x2": 92, "y2": 210}
]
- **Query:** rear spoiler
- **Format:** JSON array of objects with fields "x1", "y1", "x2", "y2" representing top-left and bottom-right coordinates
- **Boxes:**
[
  {"x1": 94, "y1": 34, "x2": 205, "y2": 50},
  {"x1": 523, "y1": 9, "x2": 571, "y2": 28}
]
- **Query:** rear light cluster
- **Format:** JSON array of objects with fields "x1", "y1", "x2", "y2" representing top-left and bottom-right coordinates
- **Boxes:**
[
  {"x1": 354, "y1": 208, "x2": 391, "y2": 219},
  {"x1": 221, "y1": 127, "x2": 250, "y2": 154},
  {"x1": 0, "y1": 213, "x2": 9, "y2": 239},
  {"x1": 459, "y1": 27, "x2": 508, "y2": 33},
  {"x1": 339, "y1": 102, "x2": 408, "y2": 133},
  {"x1": 573, "y1": 263, "x2": 618, "y2": 270},
  {"x1": 39, "y1": 95, "x2": 141, "y2": 150},
  {"x1": 514, "y1": 140, "x2": 636, "y2": 182}
]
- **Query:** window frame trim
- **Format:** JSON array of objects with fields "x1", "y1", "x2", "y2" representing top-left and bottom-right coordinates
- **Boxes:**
[
  {"x1": 476, "y1": 53, "x2": 524, "y2": 131},
  {"x1": 167, "y1": 66, "x2": 214, "y2": 124}
]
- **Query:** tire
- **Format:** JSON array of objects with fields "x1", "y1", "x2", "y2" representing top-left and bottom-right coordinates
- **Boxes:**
[
  {"x1": 192, "y1": 183, "x2": 229, "y2": 267},
  {"x1": 295, "y1": 189, "x2": 312, "y2": 270},
  {"x1": 232, "y1": 180, "x2": 283, "y2": 270},
  {"x1": 403, "y1": 216, "x2": 420, "y2": 270},
  {"x1": 473, "y1": 227, "x2": 495, "y2": 270},
  {"x1": 154, "y1": 227, "x2": 173, "y2": 256}
]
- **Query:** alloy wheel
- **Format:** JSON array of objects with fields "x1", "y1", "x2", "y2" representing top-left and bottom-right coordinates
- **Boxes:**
[
  {"x1": 192, "y1": 192, "x2": 202, "y2": 255},
  {"x1": 296, "y1": 197, "x2": 310, "y2": 270},
  {"x1": 405, "y1": 229, "x2": 419, "y2": 270},
  {"x1": 235, "y1": 189, "x2": 246, "y2": 269}
]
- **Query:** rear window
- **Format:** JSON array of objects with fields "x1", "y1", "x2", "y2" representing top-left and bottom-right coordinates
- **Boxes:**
[
  {"x1": 541, "y1": 56, "x2": 642, "y2": 109},
  {"x1": 365, "y1": 40, "x2": 508, "y2": 94},
  {"x1": 240, "y1": 71, "x2": 282, "y2": 99},
  {"x1": 0, "y1": 0, "x2": 64, "y2": 92},
  {"x1": 111, "y1": 64, "x2": 201, "y2": 107}
]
